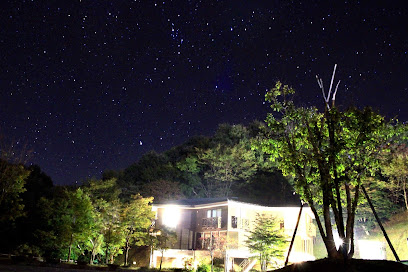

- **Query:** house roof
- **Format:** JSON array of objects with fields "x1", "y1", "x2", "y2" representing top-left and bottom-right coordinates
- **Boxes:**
[
  {"x1": 156, "y1": 197, "x2": 236, "y2": 206},
  {"x1": 153, "y1": 197, "x2": 314, "y2": 219},
  {"x1": 154, "y1": 197, "x2": 302, "y2": 208}
]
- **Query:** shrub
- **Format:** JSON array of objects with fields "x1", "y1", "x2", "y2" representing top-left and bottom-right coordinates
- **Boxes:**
[{"x1": 197, "y1": 263, "x2": 211, "y2": 272}]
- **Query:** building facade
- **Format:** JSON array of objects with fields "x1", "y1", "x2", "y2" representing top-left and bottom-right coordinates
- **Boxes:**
[{"x1": 151, "y1": 198, "x2": 316, "y2": 271}]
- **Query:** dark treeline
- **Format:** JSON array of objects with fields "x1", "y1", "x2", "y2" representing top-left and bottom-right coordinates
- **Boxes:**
[
  {"x1": 110, "y1": 122, "x2": 298, "y2": 205},
  {"x1": 0, "y1": 122, "x2": 299, "y2": 264}
]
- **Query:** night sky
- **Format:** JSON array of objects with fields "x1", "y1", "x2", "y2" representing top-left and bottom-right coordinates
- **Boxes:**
[{"x1": 1, "y1": 1, "x2": 407, "y2": 185}]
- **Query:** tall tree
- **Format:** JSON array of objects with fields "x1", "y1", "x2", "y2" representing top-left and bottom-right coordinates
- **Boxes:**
[
  {"x1": 121, "y1": 194, "x2": 154, "y2": 266},
  {"x1": 65, "y1": 188, "x2": 95, "y2": 262},
  {"x1": 82, "y1": 178, "x2": 120, "y2": 264},
  {"x1": 83, "y1": 178, "x2": 124, "y2": 264},
  {"x1": 36, "y1": 187, "x2": 95, "y2": 261},
  {"x1": 140, "y1": 179, "x2": 184, "y2": 202},
  {"x1": 382, "y1": 145, "x2": 408, "y2": 210},
  {"x1": 179, "y1": 139, "x2": 258, "y2": 198},
  {"x1": 259, "y1": 78, "x2": 405, "y2": 259},
  {"x1": 151, "y1": 227, "x2": 177, "y2": 271},
  {"x1": 0, "y1": 140, "x2": 30, "y2": 223},
  {"x1": 197, "y1": 142, "x2": 257, "y2": 197},
  {"x1": 101, "y1": 199, "x2": 125, "y2": 264},
  {"x1": 245, "y1": 214, "x2": 288, "y2": 271}
]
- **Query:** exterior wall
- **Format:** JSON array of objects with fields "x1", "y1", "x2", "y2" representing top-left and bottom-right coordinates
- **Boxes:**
[
  {"x1": 155, "y1": 207, "x2": 196, "y2": 249},
  {"x1": 152, "y1": 200, "x2": 316, "y2": 268},
  {"x1": 195, "y1": 205, "x2": 228, "y2": 232}
]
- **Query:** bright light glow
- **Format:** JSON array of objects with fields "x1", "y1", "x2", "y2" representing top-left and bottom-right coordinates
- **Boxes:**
[
  {"x1": 288, "y1": 252, "x2": 315, "y2": 263},
  {"x1": 333, "y1": 232, "x2": 343, "y2": 250},
  {"x1": 358, "y1": 240, "x2": 386, "y2": 260},
  {"x1": 162, "y1": 206, "x2": 181, "y2": 228}
]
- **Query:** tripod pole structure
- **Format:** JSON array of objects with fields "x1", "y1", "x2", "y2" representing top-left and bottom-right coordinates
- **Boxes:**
[
  {"x1": 285, "y1": 202, "x2": 304, "y2": 266},
  {"x1": 361, "y1": 185, "x2": 400, "y2": 262}
]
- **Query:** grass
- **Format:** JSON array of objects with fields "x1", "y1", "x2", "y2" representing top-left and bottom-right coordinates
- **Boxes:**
[
  {"x1": 313, "y1": 210, "x2": 408, "y2": 261},
  {"x1": 368, "y1": 210, "x2": 408, "y2": 261}
]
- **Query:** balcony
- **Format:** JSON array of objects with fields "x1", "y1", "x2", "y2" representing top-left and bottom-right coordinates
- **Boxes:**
[
  {"x1": 307, "y1": 222, "x2": 316, "y2": 237},
  {"x1": 202, "y1": 217, "x2": 222, "y2": 229}
]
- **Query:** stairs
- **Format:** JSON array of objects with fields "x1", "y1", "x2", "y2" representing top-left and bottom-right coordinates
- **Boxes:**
[{"x1": 239, "y1": 258, "x2": 257, "y2": 272}]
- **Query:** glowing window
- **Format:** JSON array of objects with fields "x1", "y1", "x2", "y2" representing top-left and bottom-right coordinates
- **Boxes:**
[{"x1": 207, "y1": 209, "x2": 222, "y2": 218}]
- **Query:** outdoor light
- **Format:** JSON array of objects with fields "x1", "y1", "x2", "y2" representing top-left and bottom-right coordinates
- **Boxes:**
[
  {"x1": 333, "y1": 232, "x2": 343, "y2": 250},
  {"x1": 162, "y1": 206, "x2": 181, "y2": 228},
  {"x1": 358, "y1": 240, "x2": 386, "y2": 260}
]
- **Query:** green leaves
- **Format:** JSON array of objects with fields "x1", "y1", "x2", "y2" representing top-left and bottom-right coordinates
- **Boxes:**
[
  {"x1": 0, "y1": 160, "x2": 30, "y2": 222},
  {"x1": 259, "y1": 81, "x2": 406, "y2": 259},
  {"x1": 245, "y1": 214, "x2": 288, "y2": 270}
]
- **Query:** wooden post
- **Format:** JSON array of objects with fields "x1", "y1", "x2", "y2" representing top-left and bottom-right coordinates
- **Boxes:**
[
  {"x1": 361, "y1": 185, "x2": 400, "y2": 262},
  {"x1": 285, "y1": 202, "x2": 304, "y2": 266}
]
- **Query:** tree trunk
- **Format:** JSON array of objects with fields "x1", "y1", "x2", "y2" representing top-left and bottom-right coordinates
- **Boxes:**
[
  {"x1": 403, "y1": 181, "x2": 408, "y2": 210},
  {"x1": 211, "y1": 250, "x2": 214, "y2": 272},
  {"x1": 124, "y1": 240, "x2": 130, "y2": 266},
  {"x1": 159, "y1": 250, "x2": 164, "y2": 271},
  {"x1": 68, "y1": 233, "x2": 73, "y2": 262}
]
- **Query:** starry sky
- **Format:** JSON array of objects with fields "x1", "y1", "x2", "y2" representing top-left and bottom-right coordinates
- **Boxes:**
[{"x1": 1, "y1": 1, "x2": 407, "y2": 185}]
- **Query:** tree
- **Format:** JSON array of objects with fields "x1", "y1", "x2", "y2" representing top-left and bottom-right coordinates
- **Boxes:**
[
  {"x1": 83, "y1": 178, "x2": 125, "y2": 264},
  {"x1": 179, "y1": 140, "x2": 258, "y2": 198},
  {"x1": 82, "y1": 178, "x2": 120, "y2": 264},
  {"x1": 65, "y1": 188, "x2": 95, "y2": 262},
  {"x1": 140, "y1": 179, "x2": 184, "y2": 202},
  {"x1": 200, "y1": 232, "x2": 228, "y2": 272},
  {"x1": 382, "y1": 145, "x2": 408, "y2": 210},
  {"x1": 197, "y1": 142, "x2": 257, "y2": 197},
  {"x1": 121, "y1": 194, "x2": 155, "y2": 266},
  {"x1": 245, "y1": 214, "x2": 288, "y2": 271},
  {"x1": 0, "y1": 152, "x2": 30, "y2": 223},
  {"x1": 101, "y1": 199, "x2": 125, "y2": 264},
  {"x1": 152, "y1": 227, "x2": 177, "y2": 271},
  {"x1": 36, "y1": 187, "x2": 95, "y2": 261},
  {"x1": 259, "y1": 77, "x2": 405, "y2": 259}
]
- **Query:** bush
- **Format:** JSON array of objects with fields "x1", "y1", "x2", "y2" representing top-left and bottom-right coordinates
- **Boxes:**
[
  {"x1": 197, "y1": 263, "x2": 211, "y2": 272},
  {"x1": 14, "y1": 244, "x2": 42, "y2": 257},
  {"x1": 77, "y1": 253, "x2": 90, "y2": 264}
]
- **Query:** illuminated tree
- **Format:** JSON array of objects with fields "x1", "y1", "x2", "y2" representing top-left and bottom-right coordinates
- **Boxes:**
[
  {"x1": 83, "y1": 178, "x2": 124, "y2": 264},
  {"x1": 382, "y1": 145, "x2": 408, "y2": 210},
  {"x1": 151, "y1": 227, "x2": 177, "y2": 271},
  {"x1": 121, "y1": 194, "x2": 155, "y2": 266},
  {"x1": 36, "y1": 188, "x2": 94, "y2": 261},
  {"x1": 245, "y1": 214, "x2": 288, "y2": 271},
  {"x1": 259, "y1": 75, "x2": 405, "y2": 259},
  {"x1": 0, "y1": 138, "x2": 31, "y2": 223}
]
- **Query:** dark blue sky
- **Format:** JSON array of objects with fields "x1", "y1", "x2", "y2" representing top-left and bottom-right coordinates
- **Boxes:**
[{"x1": 1, "y1": 1, "x2": 407, "y2": 185}]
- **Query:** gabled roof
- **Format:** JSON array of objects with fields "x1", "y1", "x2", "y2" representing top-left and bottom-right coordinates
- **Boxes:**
[
  {"x1": 156, "y1": 197, "x2": 237, "y2": 206},
  {"x1": 154, "y1": 197, "x2": 303, "y2": 208},
  {"x1": 153, "y1": 197, "x2": 313, "y2": 218}
]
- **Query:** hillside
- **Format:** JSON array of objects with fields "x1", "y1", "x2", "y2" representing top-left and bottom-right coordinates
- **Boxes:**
[{"x1": 368, "y1": 210, "x2": 408, "y2": 261}]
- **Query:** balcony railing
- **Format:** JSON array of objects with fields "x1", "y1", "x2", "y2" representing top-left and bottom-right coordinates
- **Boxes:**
[
  {"x1": 307, "y1": 222, "x2": 316, "y2": 236},
  {"x1": 202, "y1": 217, "x2": 222, "y2": 228}
]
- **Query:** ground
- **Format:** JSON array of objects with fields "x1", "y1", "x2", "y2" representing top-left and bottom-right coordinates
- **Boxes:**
[{"x1": 274, "y1": 258, "x2": 408, "y2": 272}]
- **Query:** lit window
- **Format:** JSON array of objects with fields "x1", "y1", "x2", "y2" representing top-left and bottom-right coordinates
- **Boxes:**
[{"x1": 207, "y1": 209, "x2": 222, "y2": 218}]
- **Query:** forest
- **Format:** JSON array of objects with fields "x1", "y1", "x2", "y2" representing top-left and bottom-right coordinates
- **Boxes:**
[{"x1": 1, "y1": 116, "x2": 407, "y2": 264}]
